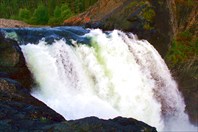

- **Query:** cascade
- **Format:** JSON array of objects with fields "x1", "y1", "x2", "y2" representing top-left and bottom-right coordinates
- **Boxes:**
[{"x1": 3, "y1": 27, "x2": 195, "y2": 131}]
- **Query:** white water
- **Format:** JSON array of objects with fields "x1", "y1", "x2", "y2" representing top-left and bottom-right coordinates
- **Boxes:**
[{"x1": 21, "y1": 29, "x2": 197, "y2": 131}]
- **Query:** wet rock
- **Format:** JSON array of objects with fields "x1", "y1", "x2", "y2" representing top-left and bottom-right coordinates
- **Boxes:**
[
  {"x1": 171, "y1": 59, "x2": 198, "y2": 125},
  {"x1": 0, "y1": 78, "x2": 65, "y2": 131},
  {"x1": 0, "y1": 32, "x2": 33, "y2": 89},
  {"x1": 43, "y1": 116, "x2": 157, "y2": 132}
]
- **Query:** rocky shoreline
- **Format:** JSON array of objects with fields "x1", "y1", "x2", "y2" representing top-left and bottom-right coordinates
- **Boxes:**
[{"x1": 0, "y1": 19, "x2": 31, "y2": 28}]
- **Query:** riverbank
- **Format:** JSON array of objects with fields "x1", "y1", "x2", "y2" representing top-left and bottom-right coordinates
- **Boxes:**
[{"x1": 0, "y1": 18, "x2": 31, "y2": 28}]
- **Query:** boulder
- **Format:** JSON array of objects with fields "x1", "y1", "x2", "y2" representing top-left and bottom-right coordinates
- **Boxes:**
[
  {"x1": 42, "y1": 117, "x2": 157, "y2": 132},
  {"x1": 0, "y1": 32, "x2": 33, "y2": 89},
  {"x1": 0, "y1": 78, "x2": 65, "y2": 131}
]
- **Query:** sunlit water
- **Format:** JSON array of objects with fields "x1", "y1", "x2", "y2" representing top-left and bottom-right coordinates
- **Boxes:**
[{"x1": 20, "y1": 29, "x2": 197, "y2": 131}]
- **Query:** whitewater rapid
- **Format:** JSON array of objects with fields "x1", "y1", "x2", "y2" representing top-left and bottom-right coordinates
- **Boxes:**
[{"x1": 21, "y1": 29, "x2": 197, "y2": 131}]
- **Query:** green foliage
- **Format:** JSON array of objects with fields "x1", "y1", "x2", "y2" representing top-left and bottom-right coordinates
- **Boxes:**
[
  {"x1": 74, "y1": 0, "x2": 81, "y2": 14},
  {"x1": 61, "y1": 4, "x2": 73, "y2": 20},
  {"x1": 54, "y1": 6, "x2": 61, "y2": 18},
  {"x1": 48, "y1": 0, "x2": 56, "y2": 16},
  {"x1": 142, "y1": 7, "x2": 155, "y2": 30},
  {"x1": 48, "y1": 6, "x2": 62, "y2": 25},
  {"x1": 0, "y1": 0, "x2": 98, "y2": 25},
  {"x1": 142, "y1": 8, "x2": 155, "y2": 22},
  {"x1": 19, "y1": 8, "x2": 31, "y2": 22},
  {"x1": 30, "y1": 4, "x2": 49, "y2": 25},
  {"x1": 166, "y1": 30, "x2": 198, "y2": 67}
]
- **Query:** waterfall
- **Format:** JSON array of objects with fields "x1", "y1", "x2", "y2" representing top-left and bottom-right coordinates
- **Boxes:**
[{"x1": 20, "y1": 29, "x2": 196, "y2": 131}]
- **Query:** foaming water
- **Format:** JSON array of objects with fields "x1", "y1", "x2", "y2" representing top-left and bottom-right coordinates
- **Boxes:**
[{"x1": 21, "y1": 29, "x2": 197, "y2": 131}]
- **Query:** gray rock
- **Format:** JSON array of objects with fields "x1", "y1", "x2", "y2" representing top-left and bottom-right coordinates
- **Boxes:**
[
  {"x1": 0, "y1": 78, "x2": 65, "y2": 131},
  {"x1": 0, "y1": 32, "x2": 33, "y2": 89}
]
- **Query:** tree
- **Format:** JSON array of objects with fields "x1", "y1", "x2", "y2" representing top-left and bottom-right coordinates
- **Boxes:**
[
  {"x1": 31, "y1": 4, "x2": 49, "y2": 24},
  {"x1": 54, "y1": 6, "x2": 61, "y2": 18},
  {"x1": 19, "y1": 8, "x2": 31, "y2": 22},
  {"x1": 61, "y1": 4, "x2": 73, "y2": 20},
  {"x1": 74, "y1": 0, "x2": 80, "y2": 14},
  {"x1": 48, "y1": 6, "x2": 62, "y2": 25},
  {"x1": 48, "y1": 0, "x2": 56, "y2": 16}
]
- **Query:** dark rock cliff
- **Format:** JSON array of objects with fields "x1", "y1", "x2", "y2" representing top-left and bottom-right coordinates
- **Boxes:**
[{"x1": 0, "y1": 32, "x2": 33, "y2": 89}]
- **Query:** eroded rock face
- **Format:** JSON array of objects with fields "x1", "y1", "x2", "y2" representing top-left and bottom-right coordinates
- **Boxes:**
[
  {"x1": 64, "y1": 0, "x2": 177, "y2": 57},
  {"x1": 0, "y1": 78, "x2": 65, "y2": 131},
  {"x1": 0, "y1": 32, "x2": 33, "y2": 89},
  {"x1": 170, "y1": 57, "x2": 198, "y2": 125},
  {"x1": 64, "y1": 0, "x2": 129, "y2": 25}
]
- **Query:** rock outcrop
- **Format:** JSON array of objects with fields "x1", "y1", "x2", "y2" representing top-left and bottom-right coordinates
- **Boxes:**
[
  {"x1": 0, "y1": 78, "x2": 65, "y2": 131},
  {"x1": 0, "y1": 32, "x2": 33, "y2": 89},
  {"x1": 43, "y1": 117, "x2": 157, "y2": 132},
  {"x1": 64, "y1": 0, "x2": 129, "y2": 26},
  {"x1": 64, "y1": 0, "x2": 197, "y2": 57},
  {"x1": 64, "y1": 0, "x2": 176, "y2": 57}
]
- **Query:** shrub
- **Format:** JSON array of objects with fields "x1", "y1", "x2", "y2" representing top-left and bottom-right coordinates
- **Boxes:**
[{"x1": 166, "y1": 30, "x2": 198, "y2": 67}]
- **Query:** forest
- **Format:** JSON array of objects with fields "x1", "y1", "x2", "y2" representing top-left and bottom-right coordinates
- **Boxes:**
[{"x1": 0, "y1": 0, "x2": 98, "y2": 25}]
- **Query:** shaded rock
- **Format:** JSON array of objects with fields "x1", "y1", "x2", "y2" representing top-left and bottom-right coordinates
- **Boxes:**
[
  {"x1": 170, "y1": 58, "x2": 198, "y2": 125},
  {"x1": 43, "y1": 116, "x2": 157, "y2": 132},
  {"x1": 0, "y1": 32, "x2": 33, "y2": 89},
  {"x1": 0, "y1": 78, "x2": 65, "y2": 131},
  {"x1": 165, "y1": 0, "x2": 198, "y2": 125}
]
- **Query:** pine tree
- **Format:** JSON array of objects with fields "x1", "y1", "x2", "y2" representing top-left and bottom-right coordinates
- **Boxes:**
[
  {"x1": 31, "y1": 4, "x2": 49, "y2": 25},
  {"x1": 61, "y1": 4, "x2": 73, "y2": 20},
  {"x1": 48, "y1": 0, "x2": 56, "y2": 16},
  {"x1": 19, "y1": 8, "x2": 31, "y2": 22}
]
